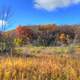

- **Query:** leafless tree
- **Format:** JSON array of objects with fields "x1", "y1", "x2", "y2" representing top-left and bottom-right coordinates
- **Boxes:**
[{"x1": 0, "y1": 6, "x2": 13, "y2": 55}]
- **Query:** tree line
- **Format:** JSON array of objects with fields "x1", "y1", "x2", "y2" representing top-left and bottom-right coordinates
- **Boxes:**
[
  {"x1": 14, "y1": 24, "x2": 80, "y2": 46},
  {"x1": 0, "y1": 24, "x2": 80, "y2": 53}
]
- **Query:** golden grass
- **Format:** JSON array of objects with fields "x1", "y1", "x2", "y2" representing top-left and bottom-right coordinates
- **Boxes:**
[
  {"x1": 15, "y1": 45, "x2": 80, "y2": 56},
  {"x1": 0, "y1": 54, "x2": 80, "y2": 80}
]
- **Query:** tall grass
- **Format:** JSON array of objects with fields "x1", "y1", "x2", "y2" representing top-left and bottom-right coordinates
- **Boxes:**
[
  {"x1": 14, "y1": 45, "x2": 80, "y2": 56},
  {"x1": 0, "y1": 54, "x2": 80, "y2": 80}
]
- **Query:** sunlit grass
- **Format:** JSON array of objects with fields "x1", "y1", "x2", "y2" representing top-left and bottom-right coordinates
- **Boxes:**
[
  {"x1": 0, "y1": 54, "x2": 80, "y2": 80},
  {"x1": 15, "y1": 45, "x2": 80, "y2": 56}
]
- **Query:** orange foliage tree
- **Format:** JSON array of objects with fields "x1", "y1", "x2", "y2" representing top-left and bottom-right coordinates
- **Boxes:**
[
  {"x1": 16, "y1": 26, "x2": 33, "y2": 44},
  {"x1": 59, "y1": 33, "x2": 70, "y2": 44},
  {"x1": 39, "y1": 24, "x2": 57, "y2": 32}
]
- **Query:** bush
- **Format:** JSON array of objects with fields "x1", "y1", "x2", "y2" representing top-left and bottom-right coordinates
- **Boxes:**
[{"x1": 14, "y1": 38, "x2": 23, "y2": 47}]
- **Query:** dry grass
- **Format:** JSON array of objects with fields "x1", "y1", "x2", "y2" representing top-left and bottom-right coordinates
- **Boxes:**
[
  {"x1": 14, "y1": 45, "x2": 80, "y2": 56},
  {"x1": 0, "y1": 54, "x2": 80, "y2": 80}
]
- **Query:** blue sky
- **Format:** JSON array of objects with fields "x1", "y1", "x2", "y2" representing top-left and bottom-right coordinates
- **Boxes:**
[{"x1": 0, "y1": 0, "x2": 80, "y2": 30}]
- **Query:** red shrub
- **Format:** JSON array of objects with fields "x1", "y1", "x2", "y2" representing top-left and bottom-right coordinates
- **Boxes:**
[{"x1": 16, "y1": 26, "x2": 33, "y2": 41}]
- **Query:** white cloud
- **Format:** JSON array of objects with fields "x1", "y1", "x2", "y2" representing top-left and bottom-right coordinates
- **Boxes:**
[
  {"x1": 34, "y1": 0, "x2": 80, "y2": 11},
  {"x1": 0, "y1": 20, "x2": 8, "y2": 26}
]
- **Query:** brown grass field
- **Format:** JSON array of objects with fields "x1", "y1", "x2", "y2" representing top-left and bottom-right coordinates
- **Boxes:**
[{"x1": 0, "y1": 53, "x2": 80, "y2": 80}]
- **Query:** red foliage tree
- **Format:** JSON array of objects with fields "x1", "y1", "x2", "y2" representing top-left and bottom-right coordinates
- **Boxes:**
[
  {"x1": 16, "y1": 26, "x2": 33, "y2": 43},
  {"x1": 39, "y1": 24, "x2": 57, "y2": 32}
]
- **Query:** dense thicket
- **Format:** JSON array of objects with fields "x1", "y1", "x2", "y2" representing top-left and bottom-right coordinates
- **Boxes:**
[
  {"x1": 14, "y1": 24, "x2": 80, "y2": 46},
  {"x1": 0, "y1": 24, "x2": 80, "y2": 53}
]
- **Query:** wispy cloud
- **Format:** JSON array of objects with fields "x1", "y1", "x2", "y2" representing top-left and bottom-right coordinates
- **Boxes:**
[
  {"x1": 34, "y1": 0, "x2": 80, "y2": 11},
  {"x1": 0, "y1": 20, "x2": 8, "y2": 26}
]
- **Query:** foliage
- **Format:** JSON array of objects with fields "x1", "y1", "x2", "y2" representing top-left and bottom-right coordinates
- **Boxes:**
[
  {"x1": 16, "y1": 26, "x2": 33, "y2": 44},
  {"x1": 14, "y1": 25, "x2": 80, "y2": 46},
  {"x1": 39, "y1": 24, "x2": 57, "y2": 31},
  {"x1": 14, "y1": 38, "x2": 23, "y2": 47},
  {"x1": 1, "y1": 25, "x2": 80, "y2": 48}
]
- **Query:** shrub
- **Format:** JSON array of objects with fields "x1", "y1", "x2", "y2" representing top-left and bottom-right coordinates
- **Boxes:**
[{"x1": 14, "y1": 38, "x2": 23, "y2": 47}]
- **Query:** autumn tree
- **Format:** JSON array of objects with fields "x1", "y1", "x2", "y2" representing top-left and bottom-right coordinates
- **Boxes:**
[
  {"x1": 0, "y1": 6, "x2": 13, "y2": 54},
  {"x1": 36, "y1": 24, "x2": 58, "y2": 46},
  {"x1": 72, "y1": 26, "x2": 80, "y2": 43},
  {"x1": 56, "y1": 26, "x2": 75, "y2": 45},
  {"x1": 39, "y1": 24, "x2": 57, "y2": 32},
  {"x1": 16, "y1": 26, "x2": 34, "y2": 46}
]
